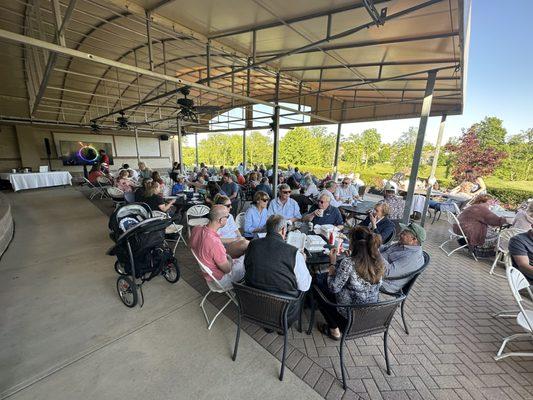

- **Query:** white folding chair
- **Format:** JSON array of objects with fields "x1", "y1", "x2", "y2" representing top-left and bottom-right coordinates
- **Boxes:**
[
  {"x1": 190, "y1": 249, "x2": 237, "y2": 330},
  {"x1": 490, "y1": 228, "x2": 526, "y2": 277},
  {"x1": 186, "y1": 204, "x2": 210, "y2": 236},
  {"x1": 495, "y1": 265, "x2": 533, "y2": 360},
  {"x1": 152, "y1": 210, "x2": 186, "y2": 253},
  {"x1": 96, "y1": 176, "x2": 112, "y2": 198},
  {"x1": 439, "y1": 204, "x2": 478, "y2": 261},
  {"x1": 235, "y1": 212, "x2": 245, "y2": 234}
]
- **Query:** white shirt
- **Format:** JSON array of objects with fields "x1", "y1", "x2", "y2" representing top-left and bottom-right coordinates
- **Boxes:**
[
  {"x1": 319, "y1": 189, "x2": 342, "y2": 208},
  {"x1": 335, "y1": 185, "x2": 358, "y2": 201},
  {"x1": 294, "y1": 251, "x2": 312, "y2": 291},
  {"x1": 304, "y1": 183, "x2": 319, "y2": 198},
  {"x1": 217, "y1": 214, "x2": 240, "y2": 239}
]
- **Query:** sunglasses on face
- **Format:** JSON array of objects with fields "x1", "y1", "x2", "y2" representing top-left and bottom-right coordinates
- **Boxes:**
[
  {"x1": 224, "y1": 203, "x2": 232, "y2": 208},
  {"x1": 261, "y1": 198, "x2": 269, "y2": 202},
  {"x1": 342, "y1": 182, "x2": 349, "y2": 185},
  {"x1": 281, "y1": 190, "x2": 291, "y2": 194}
]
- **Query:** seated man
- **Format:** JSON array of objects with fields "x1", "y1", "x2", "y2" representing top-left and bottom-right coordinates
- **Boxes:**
[
  {"x1": 189, "y1": 205, "x2": 245, "y2": 289},
  {"x1": 383, "y1": 182, "x2": 405, "y2": 220},
  {"x1": 267, "y1": 183, "x2": 301, "y2": 222},
  {"x1": 244, "y1": 215, "x2": 311, "y2": 324},
  {"x1": 213, "y1": 194, "x2": 249, "y2": 258},
  {"x1": 380, "y1": 223, "x2": 426, "y2": 293},
  {"x1": 319, "y1": 180, "x2": 342, "y2": 208},
  {"x1": 508, "y1": 224, "x2": 533, "y2": 282},
  {"x1": 335, "y1": 177, "x2": 359, "y2": 204},
  {"x1": 302, "y1": 194, "x2": 344, "y2": 229}
]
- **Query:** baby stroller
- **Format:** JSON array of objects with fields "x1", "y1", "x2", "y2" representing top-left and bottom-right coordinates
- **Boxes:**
[{"x1": 108, "y1": 203, "x2": 180, "y2": 307}]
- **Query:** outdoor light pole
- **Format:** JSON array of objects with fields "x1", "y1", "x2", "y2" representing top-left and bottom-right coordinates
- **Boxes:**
[
  {"x1": 195, "y1": 132, "x2": 199, "y2": 167},
  {"x1": 242, "y1": 129, "x2": 247, "y2": 171},
  {"x1": 402, "y1": 70, "x2": 437, "y2": 224},
  {"x1": 272, "y1": 105, "x2": 280, "y2": 198},
  {"x1": 421, "y1": 114, "x2": 447, "y2": 226}
]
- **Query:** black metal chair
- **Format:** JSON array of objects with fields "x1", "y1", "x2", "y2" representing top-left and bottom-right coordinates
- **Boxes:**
[
  {"x1": 380, "y1": 251, "x2": 430, "y2": 334},
  {"x1": 382, "y1": 227, "x2": 396, "y2": 246},
  {"x1": 231, "y1": 282, "x2": 305, "y2": 381},
  {"x1": 307, "y1": 286, "x2": 405, "y2": 390}
]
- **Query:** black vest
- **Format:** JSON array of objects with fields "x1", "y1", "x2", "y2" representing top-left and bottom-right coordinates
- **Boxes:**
[{"x1": 244, "y1": 233, "x2": 299, "y2": 297}]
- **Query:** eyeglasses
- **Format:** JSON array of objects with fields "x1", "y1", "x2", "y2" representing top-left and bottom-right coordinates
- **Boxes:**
[
  {"x1": 261, "y1": 198, "x2": 269, "y2": 202},
  {"x1": 281, "y1": 190, "x2": 291, "y2": 194},
  {"x1": 342, "y1": 182, "x2": 349, "y2": 185},
  {"x1": 223, "y1": 204, "x2": 232, "y2": 208}
]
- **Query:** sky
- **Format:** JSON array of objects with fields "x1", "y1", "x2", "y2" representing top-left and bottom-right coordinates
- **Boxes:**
[{"x1": 186, "y1": 1, "x2": 533, "y2": 147}]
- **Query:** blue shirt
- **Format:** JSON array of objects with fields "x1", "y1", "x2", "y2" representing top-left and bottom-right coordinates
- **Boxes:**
[
  {"x1": 221, "y1": 182, "x2": 239, "y2": 198},
  {"x1": 267, "y1": 197, "x2": 302, "y2": 220},
  {"x1": 244, "y1": 205, "x2": 269, "y2": 237},
  {"x1": 171, "y1": 183, "x2": 185, "y2": 195},
  {"x1": 307, "y1": 205, "x2": 344, "y2": 226}
]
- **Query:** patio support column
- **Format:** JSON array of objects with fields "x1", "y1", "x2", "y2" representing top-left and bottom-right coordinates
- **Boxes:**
[
  {"x1": 272, "y1": 72, "x2": 281, "y2": 198},
  {"x1": 195, "y1": 132, "x2": 199, "y2": 167},
  {"x1": 333, "y1": 101, "x2": 345, "y2": 181},
  {"x1": 242, "y1": 130, "x2": 246, "y2": 171},
  {"x1": 402, "y1": 70, "x2": 437, "y2": 224},
  {"x1": 133, "y1": 126, "x2": 141, "y2": 163},
  {"x1": 421, "y1": 114, "x2": 446, "y2": 226},
  {"x1": 176, "y1": 118, "x2": 183, "y2": 174}
]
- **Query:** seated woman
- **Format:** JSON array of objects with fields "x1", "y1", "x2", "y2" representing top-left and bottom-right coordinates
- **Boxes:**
[
  {"x1": 138, "y1": 181, "x2": 175, "y2": 214},
  {"x1": 243, "y1": 191, "x2": 270, "y2": 238},
  {"x1": 454, "y1": 194, "x2": 508, "y2": 257},
  {"x1": 213, "y1": 194, "x2": 249, "y2": 258},
  {"x1": 359, "y1": 202, "x2": 395, "y2": 244},
  {"x1": 315, "y1": 226, "x2": 384, "y2": 340},
  {"x1": 88, "y1": 164, "x2": 103, "y2": 184},
  {"x1": 115, "y1": 169, "x2": 136, "y2": 193},
  {"x1": 151, "y1": 171, "x2": 164, "y2": 187},
  {"x1": 138, "y1": 162, "x2": 152, "y2": 181}
]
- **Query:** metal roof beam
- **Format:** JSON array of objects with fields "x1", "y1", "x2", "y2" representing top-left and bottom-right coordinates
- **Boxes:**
[
  {"x1": 301, "y1": 77, "x2": 460, "y2": 82},
  {"x1": 209, "y1": 0, "x2": 391, "y2": 39},
  {"x1": 279, "y1": 58, "x2": 459, "y2": 72}
]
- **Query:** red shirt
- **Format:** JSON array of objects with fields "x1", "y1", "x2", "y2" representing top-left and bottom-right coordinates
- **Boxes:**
[
  {"x1": 237, "y1": 175, "x2": 246, "y2": 185},
  {"x1": 189, "y1": 225, "x2": 228, "y2": 281}
]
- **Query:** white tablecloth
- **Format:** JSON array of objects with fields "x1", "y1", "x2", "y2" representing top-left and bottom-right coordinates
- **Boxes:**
[{"x1": 0, "y1": 171, "x2": 72, "y2": 192}]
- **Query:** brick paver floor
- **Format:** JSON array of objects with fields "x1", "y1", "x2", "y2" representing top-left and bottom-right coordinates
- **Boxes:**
[{"x1": 89, "y1": 191, "x2": 533, "y2": 399}]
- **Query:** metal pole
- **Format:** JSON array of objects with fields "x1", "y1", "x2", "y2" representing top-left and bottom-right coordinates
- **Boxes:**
[
  {"x1": 195, "y1": 132, "x2": 199, "y2": 167},
  {"x1": 421, "y1": 114, "x2": 447, "y2": 226},
  {"x1": 145, "y1": 11, "x2": 154, "y2": 71},
  {"x1": 333, "y1": 102, "x2": 345, "y2": 181},
  {"x1": 177, "y1": 118, "x2": 183, "y2": 174},
  {"x1": 272, "y1": 105, "x2": 280, "y2": 198},
  {"x1": 242, "y1": 129, "x2": 247, "y2": 172},
  {"x1": 402, "y1": 70, "x2": 437, "y2": 224},
  {"x1": 134, "y1": 126, "x2": 141, "y2": 164}
]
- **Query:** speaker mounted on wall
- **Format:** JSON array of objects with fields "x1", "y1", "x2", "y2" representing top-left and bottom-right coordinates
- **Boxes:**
[{"x1": 160, "y1": 134, "x2": 169, "y2": 141}]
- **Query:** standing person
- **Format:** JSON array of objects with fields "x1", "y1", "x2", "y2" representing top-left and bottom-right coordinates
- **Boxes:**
[
  {"x1": 244, "y1": 215, "x2": 311, "y2": 324},
  {"x1": 454, "y1": 194, "x2": 508, "y2": 257},
  {"x1": 98, "y1": 149, "x2": 110, "y2": 172},
  {"x1": 213, "y1": 194, "x2": 249, "y2": 258},
  {"x1": 302, "y1": 194, "x2": 344, "y2": 229},
  {"x1": 189, "y1": 205, "x2": 245, "y2": 289},
  {"x1": 267, "y1": 183, "x2": 301, "y2": 223},
  {"x1": 244, "y1": 191, "x2": 270, "y2": 238},
  {"x1": 315, "y1": 227, "x2": 384, "y2": 340}
]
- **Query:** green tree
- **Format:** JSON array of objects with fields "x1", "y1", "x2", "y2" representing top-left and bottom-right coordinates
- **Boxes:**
[
  {"x1": 246, "y1": 131, "x2": 272, "y2": 165},
  {"x1": 495, "y1": 128, "x2": 532, "y2": 181},
  {"x1": 360, "y1": 128, "x2": 381, "y2": 167},
  {"x1": 473, "y1": 116, "x2": 507, "y2": 148},
  {"x1": 341, "y1": 133, "x2": 364, "y2": 169},
  {"x1": 391, "y1": 127, "x2": 417, "y2": 171},
  {"x1": 280, "y1": 127, "x2": 322, "y2": 166}
]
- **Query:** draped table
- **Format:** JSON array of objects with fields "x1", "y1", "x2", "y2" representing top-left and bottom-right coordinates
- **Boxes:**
[{"x1": 0, "y1": 171, "x2": 72, "y2": 192}]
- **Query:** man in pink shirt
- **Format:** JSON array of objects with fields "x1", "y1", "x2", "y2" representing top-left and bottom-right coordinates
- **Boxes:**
[{"x1": 189, "y1": 204, "x2": 245, "y2": 289}]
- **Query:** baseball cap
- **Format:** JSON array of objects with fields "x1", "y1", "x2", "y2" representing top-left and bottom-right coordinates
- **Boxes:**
[
  {"x1": 384, "y1": 181, "x2": 396, "y2": 191},
  {"x1": 399, "y1": 222, "x2": 426, "y2": 243}
]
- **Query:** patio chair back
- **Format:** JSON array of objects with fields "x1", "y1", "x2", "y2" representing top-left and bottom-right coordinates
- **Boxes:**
[
  {"x1": 107, "y1": 187, "x2": 124, "y2": 198},
  {"x1": 447, "y1": 210, "x2": 468, "y2": 240},
  {"x1": 382, "y1": 227, "x2": 396, "y2": 246},
  {"x1": 232, "y1": 282, "x2": 302, "y2": 332},
  {"x1": 344, "y1": 296, "x2": 405, "y2": 340},
  {"x1": 401, "y1": 251, "x2": 431, "y2": 297},
  {"x1": 506, "y1": 264, "x2": 533, "y2": 332},
  {"x1": 186, "y1": 204, "x2": 210, "y2": 218},
  {"x1": 497, "y1": 228, "x2": 526, "y2": 254},
  {"x1": 97, "y1": 175, "x2": 112, "y2": 186},
  {"x1": 82, "y1": 177, "x2": 96, "y2": 188},
  {"x1": 190, "y1": 249, "x2": 228, "y2": 293},
  {"x1": 235, "y1": 212, "x2": 245, "y2": 232}
]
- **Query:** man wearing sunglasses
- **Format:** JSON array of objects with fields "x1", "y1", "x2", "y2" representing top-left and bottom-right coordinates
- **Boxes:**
[
  {"x1": 335, "y1": 177, "x2": 360, "y2": 204},
  {"x1": 189, "y1": 205, "x2": 245, "y2": 289},
  {"x1": 267, "y1": 183, "x2": 301, "y2": 223},
  {"x1": 302, "y1": 194, "x2": 344, "y2": 229},
  {"x1": 318, "y1": 180, "x2": 342, "y2": 208}
]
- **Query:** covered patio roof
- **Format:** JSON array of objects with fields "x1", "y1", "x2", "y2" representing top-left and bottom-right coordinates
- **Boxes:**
[{"x1": 0, "y1": 0, "x2": 468, "y2": 133}]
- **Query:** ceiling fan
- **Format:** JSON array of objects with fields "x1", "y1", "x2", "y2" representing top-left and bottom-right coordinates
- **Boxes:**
[
  {"x1": 90, "y1": 120, "x2": 101, "y2": 133},
  {"x1": 176, "y1": 86, "x2": 221, "y2": 123},
  {"x1": 116, "y1": 111, "x2": 129, "y2": 129}
]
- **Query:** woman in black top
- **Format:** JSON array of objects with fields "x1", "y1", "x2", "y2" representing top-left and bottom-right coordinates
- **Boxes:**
[{"x1": 138, "y1": 181, "x2": 175, "y2": 213}]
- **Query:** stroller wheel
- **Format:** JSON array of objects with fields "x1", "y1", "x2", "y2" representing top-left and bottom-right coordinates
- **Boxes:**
[
  {"x1": 116, "y1": 276, "x2": 138, "y2": 307},
  {"x1": 114, "y1": 260, "x2": 127, "y2": 275},
  {"x1": 162, "y1": 260, "x2": 180, "y2": 283}
]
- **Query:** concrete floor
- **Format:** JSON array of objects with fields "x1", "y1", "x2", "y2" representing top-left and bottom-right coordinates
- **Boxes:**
[{"x1": 0, "y1": 188, "x2": 322, "y2": 400}]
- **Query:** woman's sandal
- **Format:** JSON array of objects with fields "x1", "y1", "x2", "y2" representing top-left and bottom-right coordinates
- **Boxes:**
[{"x1": 318, "y1": 323, "x2": 341, "y2": 341}]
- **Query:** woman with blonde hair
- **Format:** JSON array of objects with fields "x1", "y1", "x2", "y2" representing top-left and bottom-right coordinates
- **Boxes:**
[
  {"x1": 315, "y1": 226, "x2": 384, "y2": 340},
  {"x1": 138, "y1": 181, "x2": 175, "y2": 213},
  {"x1": 243, "y1": 190, "x2": 270, "y2": 238}
]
